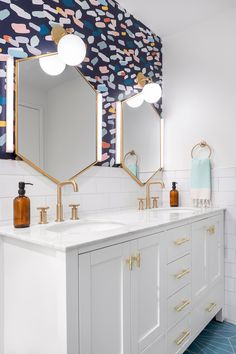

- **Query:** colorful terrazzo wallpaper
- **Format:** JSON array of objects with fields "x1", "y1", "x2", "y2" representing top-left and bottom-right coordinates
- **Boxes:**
[{"x1": 0, "y1": 0, "x2": 162, "y2": 165}]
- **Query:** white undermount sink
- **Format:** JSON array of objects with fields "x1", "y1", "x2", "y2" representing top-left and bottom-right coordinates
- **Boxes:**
[
  {"x1": 46, "y1": 220, "x2": 125, "y2": 234},
  {"x1": 149, "y1": 208, "x2": 200, "y2": 215}
]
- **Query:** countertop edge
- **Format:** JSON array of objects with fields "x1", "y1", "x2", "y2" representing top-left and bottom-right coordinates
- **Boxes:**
[{"x1": 0, "y1": 208, "x2": 225, "y2": 253}]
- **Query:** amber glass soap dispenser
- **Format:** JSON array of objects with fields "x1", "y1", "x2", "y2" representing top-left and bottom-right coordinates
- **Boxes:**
[
  {"x1": 170, "y1": 182, "x2": 179, "y2": 207},
  {"x1": 14, "y1": 182, "x2": 33, "y2": 228}
]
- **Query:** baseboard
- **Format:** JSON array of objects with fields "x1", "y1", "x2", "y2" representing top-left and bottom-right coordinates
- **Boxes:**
[{"x1": 224, "y1": 318, "x2": 236, "y2": 325}]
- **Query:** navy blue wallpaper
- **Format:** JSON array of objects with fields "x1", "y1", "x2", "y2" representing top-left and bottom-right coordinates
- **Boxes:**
[{"x1": 0, "y1": 0, "x2": 162, "y2": 166}]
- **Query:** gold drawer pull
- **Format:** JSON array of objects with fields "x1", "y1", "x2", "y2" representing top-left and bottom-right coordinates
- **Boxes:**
[
  {"x1": 175, "y1": 299, "x2": 191, "y2": 312},
  {"x1": 126, "y1": 256, "x2": 133, "y2": 271},
  {"x1": 175, "y1": 268, "x2": 190, "y2": 279},
  {"x1": 132, "y1": 253, "x2": 141, "y2": 268},
  {"x1": 175, "y1": 330, "x2": 191, "y2": 346},
  {"x1": 206, "y1": 302, "x2": 217, "y2": 313},
  {"x1": 174, "y1": 238, "x2": 190, "y2": 246},
  {"x1": 207, "y1": 226, "x2": 215, "y2": 235}
]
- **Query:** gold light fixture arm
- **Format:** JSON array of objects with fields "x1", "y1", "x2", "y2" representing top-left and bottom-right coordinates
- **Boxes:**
[
  {"x1": 136, "y1": 72, "x2": 150, "y2": 88},
  {"x1": 51, "y1": 25, "x2": 68, "y2": 44}
]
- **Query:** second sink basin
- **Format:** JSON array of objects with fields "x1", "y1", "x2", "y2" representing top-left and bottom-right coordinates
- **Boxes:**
[
  {"x1": 149, "y1": 208, "x2": 199, "y2": 215},
  {"x1": 46, "y1": 220, "x2": 125, "y2": 234}
]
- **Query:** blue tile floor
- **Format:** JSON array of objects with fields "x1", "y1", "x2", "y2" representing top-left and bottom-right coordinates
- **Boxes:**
[{"x1": 185, "y1": 320, "x2": 236, "y2": 353}]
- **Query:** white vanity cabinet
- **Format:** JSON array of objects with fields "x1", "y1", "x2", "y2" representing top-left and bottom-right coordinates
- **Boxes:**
[
  {"x1": 79, "y1": 232, "x2": 166, "y2": 354},
  {"x1": 0, "y1": 209, "x2": 224, "y2": 354},
  {"x1": 78, "y1": 212, "x2": 224, "y2": 354}
]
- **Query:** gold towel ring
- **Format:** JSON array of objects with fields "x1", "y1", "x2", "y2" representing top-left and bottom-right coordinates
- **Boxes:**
[
  {"x1": 191, "y1": 140, "x2": 212, "y2": 158},
  {"x1": 124, "y1": 150, "x2": 139, "y2": 164}
]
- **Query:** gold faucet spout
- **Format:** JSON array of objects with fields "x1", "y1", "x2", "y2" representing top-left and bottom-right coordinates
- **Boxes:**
[
  {"x1": 146, "y1": 181, "x2": 165, "y2": 209},
  {"x1": 56, "y1": 180, "x2": 79, "y2": 222}
]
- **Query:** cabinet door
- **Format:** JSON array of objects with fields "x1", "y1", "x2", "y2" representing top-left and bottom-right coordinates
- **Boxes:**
[
  {"x1": 207, "y1": 216, "x2": 223, "y2": 289},
  {"x1": 192, "y1": 215, "x2": 223, "y2": 304},
  {"x1": 192, "y1": 219, "x2": 208, "y2": 304},
  {"x1": 79, "y1": 243, "x2": 131, "y2": 354},
  {"x1": 131, "y1": 232, "x2": 166, "y2": 354}
]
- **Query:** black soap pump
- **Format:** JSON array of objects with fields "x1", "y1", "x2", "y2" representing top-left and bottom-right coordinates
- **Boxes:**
[{"x1": 14, "y1": 182, "x2": 33, "y2": 228}]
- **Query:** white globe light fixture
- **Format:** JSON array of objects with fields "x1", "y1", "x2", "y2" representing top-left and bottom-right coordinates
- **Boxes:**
[
  {"x1": 39, "y1": 54, "x2": 66, "y2": 76},
  {"x1": 126, "y1": 93, "x2": 144, "y2": 108},
  {"x1": 142, "y1": 82, "x2": 162, "y2": 104},
  {"x1": 51, "y1": 25, "x2": 87, "y2": 67},
  {"x1": 136, "y1": 72, "x2": 162, "y2": 104},
  {"x1": 58, "y1": 34, "x2": 86, "y2": 66}
]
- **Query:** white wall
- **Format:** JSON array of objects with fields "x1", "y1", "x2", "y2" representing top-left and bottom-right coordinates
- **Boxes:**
[
  {"x1": 163, "y1": 5, "x2": 236, "y2": 170},
  {"x1": 162, "y1": 6, "x2": 236, "y2": 324}
]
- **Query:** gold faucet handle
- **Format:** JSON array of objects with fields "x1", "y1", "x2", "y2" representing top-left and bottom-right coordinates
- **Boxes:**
[
  {"x1": 152, "y1": 197, "x2": 159, "y2": 209},
  {"x1": 69, "y1": 204, "x2": 80, "y2": 220},
  {"x1": 138, "y1": 198, "x2": 145, "y2": 211},
  {"x1": 37, "y1": 207, "x2": 50, "y2": 225}
]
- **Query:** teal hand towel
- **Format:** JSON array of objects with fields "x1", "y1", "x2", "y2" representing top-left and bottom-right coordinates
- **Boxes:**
[
  {"x1": 191, "y1": 158, "x2": 211, "y2": 207},
  {"x1": 127, "y1": 163, "x2": 138, "y2": 178}
]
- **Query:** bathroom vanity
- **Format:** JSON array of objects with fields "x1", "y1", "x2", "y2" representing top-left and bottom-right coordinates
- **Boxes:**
[{"x1": 0, "y1": 208, "x2": 224, "y2": 354}]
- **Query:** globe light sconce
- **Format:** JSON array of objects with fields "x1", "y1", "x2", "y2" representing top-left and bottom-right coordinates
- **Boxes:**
[
  {"x1": 126, "y1": 92, "x2": 144, "y2": 108},
  {"x1": 39, "y1": 54, "x2": 66, "y2": 76},
  {"x1": 127, "y1": 73, "x2": 162, "y2": 108},
  {"x1": 39, "y1": 25, "x2": 87, "y2": 76}
]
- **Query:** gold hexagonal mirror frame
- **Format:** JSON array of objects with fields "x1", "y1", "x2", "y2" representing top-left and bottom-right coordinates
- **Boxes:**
[
  {"x1": 119, "y1": 93, "x2": 164, "y2": 187},
  {"x1": 15, "y1": 53, "x2": 102, "y2": 184}
]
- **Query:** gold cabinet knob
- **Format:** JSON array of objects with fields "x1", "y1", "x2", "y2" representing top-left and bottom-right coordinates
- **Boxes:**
[
  {"x1": 206, "y1": 302, "x2": 217, "y2": 313},
  {"x1": 37, "y1": 207, "x2": 50, "y2": 225},
  {"x1": 174, "y1": 268, "x2": 191, "y2": 279},
  {"x1": 138, "y1": 198, "x2": 145, "y2": 211},
  {"x1": 132, "y1": 253, "x2": 141, "y2": 268},
  {"x1": 152, "y1": 196, "x2": 159, "y2": 209},
  {"x1": 126, "y1": 256, "x2": 133, "y2": 271},
  {"x1": 69, "y1": 204, "x2": 80, "y2": 220},
  {"x1": 207, "y1": 225, "x2": 215, "y2": 235},
  {"x1": 125, "y1": 253, "x2": 141, "y2": 270},
  {"x1": 174, "y1": 237, "x2": 190, "y2": 246},
  {"x1": 175, "y1": 299, "x2": 191, "y2": 312},
  {"x1": 175, "y1": 330, "x2": 191, "y2": 346}
]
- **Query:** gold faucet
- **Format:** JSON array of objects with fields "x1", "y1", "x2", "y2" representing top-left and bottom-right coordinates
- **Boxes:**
[
  {"x1": 56, "y1": 180, "x2": 79, "y2": 222},
  {"x1": 146, "y1": 180, "x2": 165, "y2": 209}
]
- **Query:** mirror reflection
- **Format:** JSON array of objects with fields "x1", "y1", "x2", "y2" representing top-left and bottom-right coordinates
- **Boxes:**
[
  {"x1": 16, "y1": 54, "x2": 99, "y2": 183},
  {"x1": 122, "y1": 95, "x2": 163, "y2": 185}
]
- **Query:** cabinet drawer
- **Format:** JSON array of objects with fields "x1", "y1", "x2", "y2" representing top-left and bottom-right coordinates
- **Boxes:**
[
  {"x1": 167, "y1": 255, "x2": 191, "y2": 297},
  {"x1": 168, "y1": 285, "x2": 191, "y2": 329},
  {"x1": 167, "y1": 225, "x2": 191, "y2": 263},
  {"x1": 167, "y1": 314, "x2": 191, "y2": 354},
  {"x1": 192, "y1": 281, "x2": 224, "y2": 336}
]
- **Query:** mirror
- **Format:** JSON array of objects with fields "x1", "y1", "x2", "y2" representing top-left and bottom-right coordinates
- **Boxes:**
[
  {"x1": 15, "y1": 53, "x2": 101, "y2": 183},
  {"x1": 121, "y1": 94, "x2": 163, "y2": 185}
]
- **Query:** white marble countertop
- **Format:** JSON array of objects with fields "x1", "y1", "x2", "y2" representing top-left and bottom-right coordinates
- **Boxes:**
[{"x1": 0, "y1": 207, "x2": 224, "y2": 252}]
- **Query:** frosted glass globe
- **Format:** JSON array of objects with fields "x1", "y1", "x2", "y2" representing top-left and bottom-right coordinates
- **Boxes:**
[
  {"x1": 39, "y1": 54, "x2": 66, "y2": 76},
  {"x1": 143, "y1": 83, "x2": 162, "y2": 103},
  {"x1": 126, "y1": 93, "x2": 144, "y2": 108},
  {"x1": 58, "y1": 34, "x2": 86, "y2": 66}
]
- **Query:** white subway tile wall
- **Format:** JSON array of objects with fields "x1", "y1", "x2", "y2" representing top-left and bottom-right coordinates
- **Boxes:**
[
  {"x1": 162, "y1": 167, "x2": 236, "y2": 325},
  {"x1": 0, "y1": 160, "x2": 163, "y2": 224}
]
